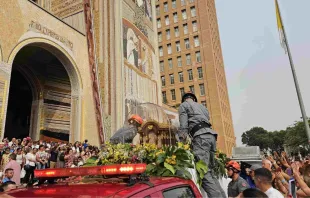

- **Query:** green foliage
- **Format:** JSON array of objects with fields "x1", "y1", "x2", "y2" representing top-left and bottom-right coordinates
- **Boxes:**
[
  {"x1": 195, "y1": 160, "x2": 208, "y2": 186},
  {"x1": 241, "y1": 120, "x2": 310, "y2": 153},
  {"x1": 214, "y1": 150, "x2": 228, "y2": 179}
]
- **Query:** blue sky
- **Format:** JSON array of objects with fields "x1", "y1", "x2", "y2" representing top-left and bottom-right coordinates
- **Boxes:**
[{"x1": 215, "y1": 0, "x2": 310, "y2": 146}]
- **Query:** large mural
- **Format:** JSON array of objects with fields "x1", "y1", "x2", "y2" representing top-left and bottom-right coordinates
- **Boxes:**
[{"x1": 123, "y1": 18, "x2": 154, "y2": 77}]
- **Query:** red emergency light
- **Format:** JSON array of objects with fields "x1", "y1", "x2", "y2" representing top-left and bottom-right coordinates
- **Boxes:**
[{"x1": 34, "y1": 164, "x2": 147, "y2": 178}]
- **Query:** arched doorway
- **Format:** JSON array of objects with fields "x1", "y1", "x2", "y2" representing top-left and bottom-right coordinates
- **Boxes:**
[{"x1": 4, "y1": 44, "x2": 81, "y2": 142}]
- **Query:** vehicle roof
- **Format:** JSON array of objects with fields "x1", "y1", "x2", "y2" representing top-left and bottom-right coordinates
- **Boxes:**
[{"x1": 4, "y1": 177, "x2": 193, "y2": 197}]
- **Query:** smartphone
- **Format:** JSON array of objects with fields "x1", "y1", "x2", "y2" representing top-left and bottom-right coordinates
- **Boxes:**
[{"x1": 289, "y1": 178, "x2": 297, "y2": 198}]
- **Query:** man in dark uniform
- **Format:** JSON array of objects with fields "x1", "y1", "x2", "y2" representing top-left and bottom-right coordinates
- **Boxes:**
[
  {"x1": 178, "y1": 92, "x2": 226, "y2": 198},
  {"x1": 226, "y1": 160, "x2": 250, "y2": 198}
]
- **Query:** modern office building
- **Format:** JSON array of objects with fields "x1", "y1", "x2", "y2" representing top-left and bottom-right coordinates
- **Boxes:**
[{"x1": 156, "y1": 0, "x2": 235, "y2": 155}]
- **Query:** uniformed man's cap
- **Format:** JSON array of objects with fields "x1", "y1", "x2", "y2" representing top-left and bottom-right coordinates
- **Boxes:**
[{"x1": 182, "y1": 92, "x2": 197, "y2": 103}]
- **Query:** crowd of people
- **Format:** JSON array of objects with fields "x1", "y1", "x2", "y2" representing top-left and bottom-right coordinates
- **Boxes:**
[
  {"x1": 226, "y1": 151, "x2": 310, "y2": 198},
  {"x1": 0, "y1": 137, "x2": 99, "y2": 191}
]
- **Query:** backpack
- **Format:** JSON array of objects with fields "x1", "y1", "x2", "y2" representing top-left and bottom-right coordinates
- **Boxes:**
[{"x1": 59, "y1": 153, "x2": 65, "y2": 161}]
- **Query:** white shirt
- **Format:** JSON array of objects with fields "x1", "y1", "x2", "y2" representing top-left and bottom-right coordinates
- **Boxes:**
[
  {"x1": 25, "y1": 153, "x2": 36, "y2": 167},
  {"x1": 265, "y1": 187, "x2": 284, "y2": 198}
]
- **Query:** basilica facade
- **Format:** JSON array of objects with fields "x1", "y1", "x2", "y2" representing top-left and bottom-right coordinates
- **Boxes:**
[{"x1": 0, "y1": 0, "x2": 161, "y2": 145}]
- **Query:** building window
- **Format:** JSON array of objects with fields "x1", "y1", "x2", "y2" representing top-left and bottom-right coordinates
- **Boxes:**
[
  {"x1": 164, "y1": 2, "x2": 168, "y2": 12},
  {"x1": 158, "y1": 32, "x2": 162, "y2": 42},
  {"x1": 174, "y1": 26, "x2": 180, "y2": 37},
  {"x1": 183, "y1": 23, "x2": 188, "y2": 34},
  {"x1": 185, "y1": 38, "x2": 190, "y2": 49},
  {"x1": 171, "y1": 89, "x2": 176, "y2": 101},
  {"x1": 196, "y1": 51, "x2": 201, "y2": 62},
  {"x1": 176, "y1": 41, "x2": 181, "y2": 52},
  {"x1": 177, "y1": 56, "x2": 182, "y2": 67},
  {"x1": 201, "y1": 101, "x2": 207, "y2": 107},
  {"x1": 188, "y1": 69, "x2": 193, "y2": 80},
  {"x1": 167, "y1": 44, "x2": 172, "y2": 54},
  {"x1": 168, "y1": 58, "x2": 173, "y2": 69},
  {"x1": 166, "y1": 29, "x2": 171, "y2": 40},
  {"x1": 178, "y1": 72, "x2": 184, "y2": 82},
  {"x1": 157, "y1": 19, "x2": 161, "y2": 28},
  {"x1": 156, "y1": 5, "x2": 160, "y2": 16},
  {"x1": 199, "y1": 84, "x2": 205, "y2": 96},
  {"x1": 189, "y1": 0, "x2": 194, "y2": 3},
  {"x1": 180, "y1": 88, "x2": 185, "y2": 97},
  {"x1": 186, "y1": 53, "x2": 191, "y2": 65},
  {"x1": 181, "y1": 0, "x2": 186, "y2": 6},
  {"x1": 172, "y1": 0, "x2": 176, "y2": 9},
  {"x1": 159, "y1": 46, "x2": 163, "y2": 57},
  {"x1": 192, "y1": 20, "x2": 198, "y2": 32},
  {"x1": 194, "y1": 36, "x2": 200, "y2": 47},
  {"x1": 191, "y1": 7, "x2": 196, "y2": 17},
  {"x1": 170, "y1": 74, "x2": 175, "y2": 84},
  {"x1": 161, "y1": 76, "x2": 166, "y2": 86},
  {"x1": 198, "y1": 67, "x2": 203, "y2": 78},
  {"x1": 162, "y1": 91, "x2": 167, "y2": 103},
  {"x1": 165, "y1": 16, "x2": 170, "y2": 26},
  {"x1": 160, "y1": 61, "x2": 164, "y2": 72},
  {"x1": 182, "y1": 9, "x2": 187, "y2": 20},
  {"x1": 173, "y1": 13, "x2": 178, "y2": 23},
  {"x1": 189, "y1": 85, "x2": 195, "y2": 93}
]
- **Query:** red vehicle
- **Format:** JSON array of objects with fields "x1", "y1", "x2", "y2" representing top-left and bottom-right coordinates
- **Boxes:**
[{"x1": 3, "y1": 164, "x2": 202, "y2": 197}]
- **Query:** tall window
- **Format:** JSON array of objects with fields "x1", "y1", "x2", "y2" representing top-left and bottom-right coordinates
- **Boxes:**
[
  {"x1": 167, "y1": 44, "x2": 172, "y2": 54},
  {"x1": 178, "y1": 72, "x2": 184, "y2": 82},
  {"x1": 189, "y1": 0, "x2": 194, "y2": 3},
  {"x1": 174, "y1": 26, "x2": 180, "y2": 37},
  {"x1": 173, "y1": 12, "x2": 178, "y2": 23},
  {"x1": 185, "y1": 38, "x2": 190, "y2": 49},
  {"x1": 176, "y1": 41, "x2": 181, "y2": 52},
  {"x1": 166, "y1": 29, "x2": 171, "y2": 40},
  {"x1": 180, "y1": 88, "x2": 185, "y2": 97},
  {"x1": 186, "y1": 53, "x2": 191, "y2": 65},
  {"x1": 190, "y1": 7, "x2": 196, "y2": 17},
  {"x1": 160, "y1": 61, "x2": 164, "y2": 72},
  {"x1": 188, "y1": 69, "x2": 193, "y2": 80},
  {"x1": 159, "y1": 46, "x2": 163, "y2": 57},
  {"x1": 158, "y1": 32, "x2": 162, "y2": 42},
  {"x1": 199, "y1": 84, "x2": 205, "y2": 96},
  {"x1": 196, "y1": 51, "x2": 201, "y2": 62},
  {"x1": 194, "y1": 36, "x2": 200, "y2": 47},
  {"x1": 192, "y1": 21, "x2": 198, "y2": 32},
  {"x1": 156, "y1": 5, "x2": 160, "y2": 16},
  {"x1": 189, "y1": 85, "x2": 195, "y2": 94},
  {"x1": 162, "y1": 91, "x2": 167, "y2": 103},
  {"x1": 181, "y1": 0, "x2": 185, "y2": 6},
  {"x1": 172, "y1": 0, "x2": 176, "y2": 9},
  {"x1": 182, "y1": 9, "x2": 187, "y2": 20},
  {"x1": 164, "y1": 2, "x2": 168, "y2": 12},
  {"x1": 157, "y1": 19, "x2": 161, "y2": 28},
  {"x1": 161, "y1": 76, "x2": 166, "y2": 86},
  {"x1": 168, "y1": 58, "x2": 173, "y2": 69},
  {"x1": 198, "y1": 67, "x2": 203, "y2": 78},
  {"x1": 170, "y1": 74, "x2": 175, "y2": 84},
  {"x1": 165, "y1": 16, "x2": 170, "y2": 26},
  {"x1": 201, "y1": 101, "x2": 207, "y2": 107},
  {"x1": 177, "y1": 56, "x2": 182, "y2": 67},
  {"x1": 171, "y1": 89, "x2": 176, "y2": 101},
  {"x1": 183, "y1": 23, "x2": 188, "y2": 34}
]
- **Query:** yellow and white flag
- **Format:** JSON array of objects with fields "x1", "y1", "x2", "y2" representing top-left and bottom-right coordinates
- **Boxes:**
[{"x1": 275, "y1": 0, "x2": 287, "y2": 53}]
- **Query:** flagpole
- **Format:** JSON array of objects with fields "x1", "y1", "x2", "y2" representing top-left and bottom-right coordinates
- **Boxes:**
[{"x1": 277, "y1": 0, "x2": 310, "y2": 143}]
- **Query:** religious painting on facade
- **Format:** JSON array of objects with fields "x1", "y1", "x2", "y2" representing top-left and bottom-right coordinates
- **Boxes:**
[{"x1": 123, "y1": 18, "x2": 155, "y2": 77}]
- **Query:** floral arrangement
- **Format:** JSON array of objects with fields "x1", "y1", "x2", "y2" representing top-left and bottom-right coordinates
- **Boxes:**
[{"x1": 84, "y1": 142, "x2": 208, "y2": 186}]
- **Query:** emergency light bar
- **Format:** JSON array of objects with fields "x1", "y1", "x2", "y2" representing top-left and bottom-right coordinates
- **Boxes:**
[{"x1": 34, "y1": 164, "x2": 147, "y2": 178}]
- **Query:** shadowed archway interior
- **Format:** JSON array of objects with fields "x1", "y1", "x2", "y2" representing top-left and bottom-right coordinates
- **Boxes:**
[{"x1": 4, "y1": 46, "x2": 72, "y2": 141}]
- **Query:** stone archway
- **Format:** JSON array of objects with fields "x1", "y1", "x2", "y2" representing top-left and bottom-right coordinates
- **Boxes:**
[{"x1": 4, "y1": 38, "x2": 82, "y2": 142}]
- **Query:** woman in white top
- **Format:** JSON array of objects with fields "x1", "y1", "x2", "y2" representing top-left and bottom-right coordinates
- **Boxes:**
[
  {"x1": 24, "y1": 147, "x2": 36, "y2": 185},
  {"x1": 16, "y1": 148, "x2": 25, "y2": 168}
]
